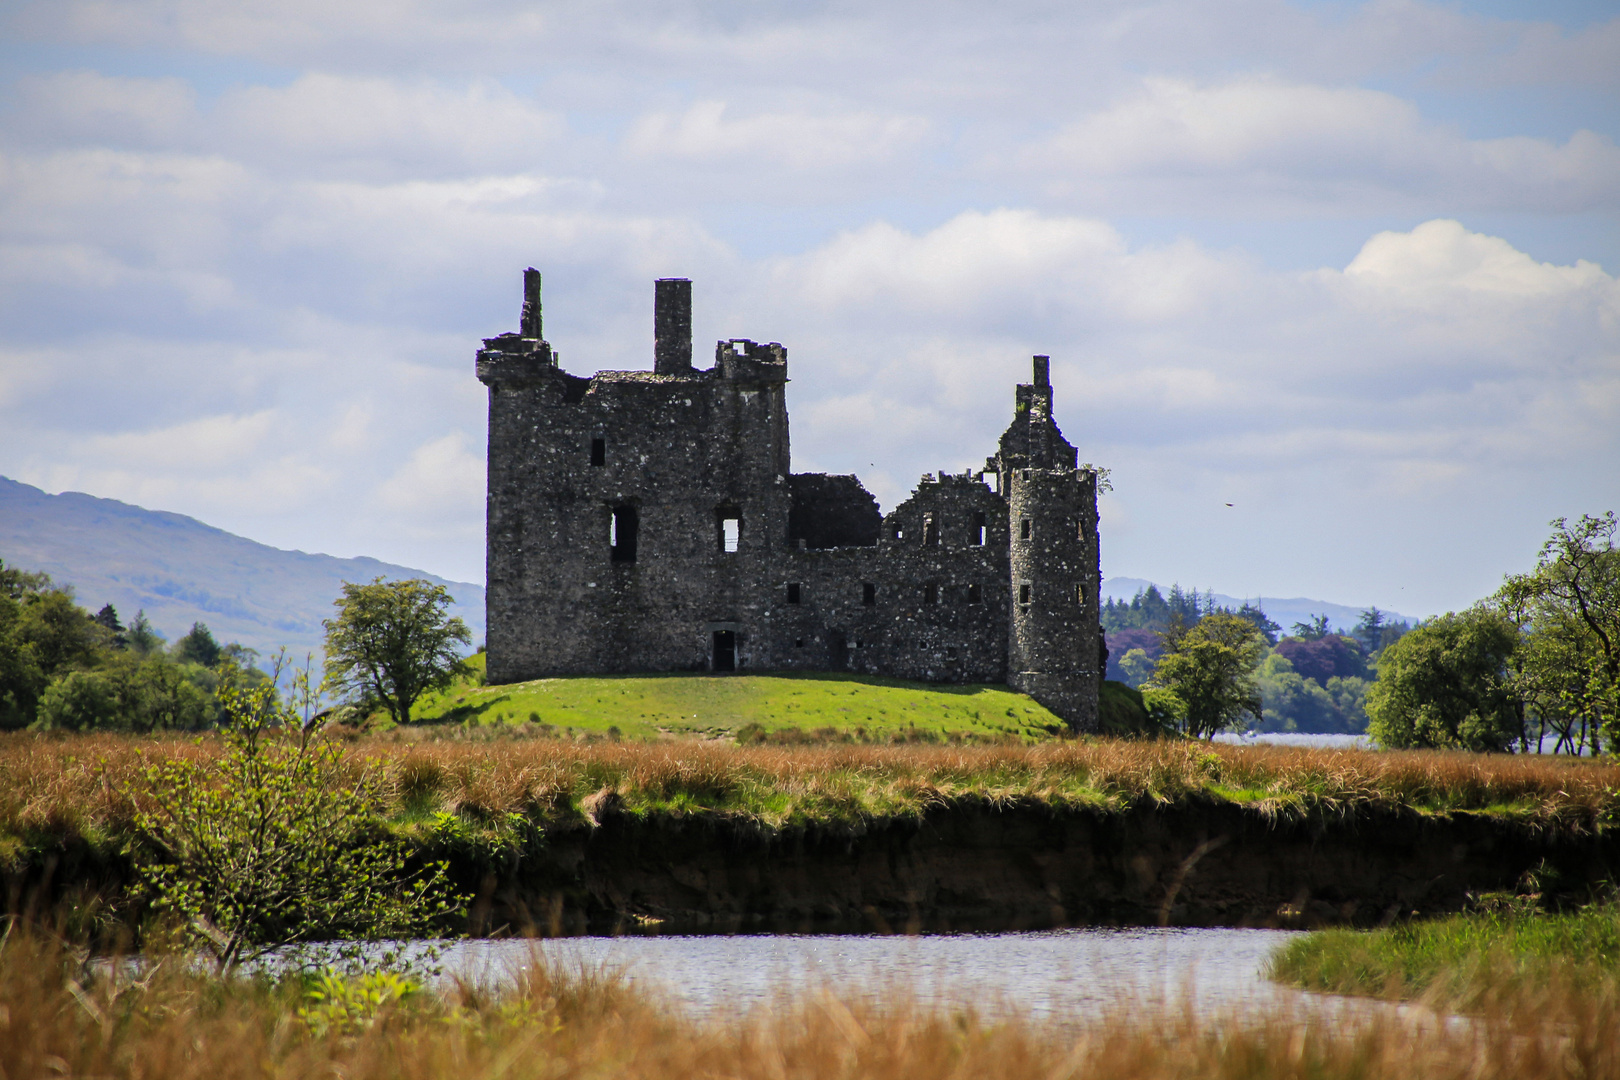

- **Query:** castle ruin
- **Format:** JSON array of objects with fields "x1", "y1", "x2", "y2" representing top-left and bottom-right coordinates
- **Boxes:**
[{"x1": 477, "y1": 271, "x2": 1103, "y2": 730}]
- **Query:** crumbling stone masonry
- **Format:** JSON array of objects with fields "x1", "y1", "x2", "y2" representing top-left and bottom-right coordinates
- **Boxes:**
[{"x1": 477, "y1": 271, "x2": 1102, "y2": 730}]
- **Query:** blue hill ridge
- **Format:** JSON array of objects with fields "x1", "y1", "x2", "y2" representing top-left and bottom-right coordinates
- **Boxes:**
[{"x1": 0, "y1": 476, "x2": 484, "y2": 658}]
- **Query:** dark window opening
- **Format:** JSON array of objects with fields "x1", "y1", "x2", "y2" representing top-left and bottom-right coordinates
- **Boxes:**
[
  {"x1": 712, "y1": 631, "x2": 735, "y2": 671},
  {"x1": 610, "y1": 506, "x2": 638, "y2": 563},
  {"x1": 966, "y1": 583, "x2": 982, "y2": 605},
  {"x1": 1019, "y1": 518, "x2": 1031, "y2": 540},
  {"x1": 795, "y1": 638, "x2": 804, "y2": 648},
  {"x1": 923, "y1": 514, "x2": 939, "y2": 546},
  {"x1": 924, "y1": 583, "x2": 939, "y2": 605},
  {"x1": 947, "y1": 647, "x2": 959, "y2": 661},
  {"x1": 717, "y1": 510, "x2": 741, "y2": 553},
  {"x1": 590, "y1": 437, "x2": 605, "y2": 466},
  {"x1": 787, "y1": 582, "x2": 801, "y2": 604},
  {"x1": 972, "y1": 511, "x2": 986, "y2": 546},
  {"x1": 1019, "y1": 583, "x2": 1031, "y2": 606},
  {"x1": 862, "y1": 582, "x2": 876, "y2": 606}
]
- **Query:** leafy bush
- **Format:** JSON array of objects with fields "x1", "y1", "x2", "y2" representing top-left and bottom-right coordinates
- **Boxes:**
[
  {"x1": 35, "y1": 670, "x2": 119, "y2": 730},
  {"x1": 1366, "y1": 609, "x2": 1521, "y2": 751},
  {"x1": 131, "y1": 676, "x2": 464, "y2": 972}
]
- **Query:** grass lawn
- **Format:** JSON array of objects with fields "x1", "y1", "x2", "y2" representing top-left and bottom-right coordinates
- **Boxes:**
[{"x1": 406, "y1": 653, "x2": 1067, "y2": 741}]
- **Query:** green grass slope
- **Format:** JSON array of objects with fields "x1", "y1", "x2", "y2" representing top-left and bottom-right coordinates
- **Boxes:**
[{"x1": 408, "y1": 654, "x2": 1068, "y2": 740}]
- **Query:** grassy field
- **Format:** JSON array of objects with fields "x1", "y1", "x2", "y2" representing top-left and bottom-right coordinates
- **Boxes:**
[
  {"x1": 5, "y1": 733, "x2": 1619, "y2": 859},
  {"x1": 4, "y1": 928, "x2": 1616, "y2": 1080},
  {"x1": 1270, "y1": 901, "x2": 1620, "y2": 1007},
  {"x1": 406, "y1": 655, "x2": 1068, "y2": 740}
]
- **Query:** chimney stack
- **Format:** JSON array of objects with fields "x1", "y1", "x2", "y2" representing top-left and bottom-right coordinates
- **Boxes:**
[
  {"x1": 654, "y1": 278, "x2": 693, "y2": 375},
  {"x1": 1033, "y1": 354, "x2": 1050, "y2": 387},
  {"x1": 521, "y1": 267, "x2": 542, "y2": 339}
]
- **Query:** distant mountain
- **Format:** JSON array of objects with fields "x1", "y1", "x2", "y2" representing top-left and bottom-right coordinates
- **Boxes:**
[
  {"x1": 0, "y1": 476, "x2": 484, "y2": 659},
  {"x1": 1101, "y1": 576, "x2": 1420, "y2": 636}
]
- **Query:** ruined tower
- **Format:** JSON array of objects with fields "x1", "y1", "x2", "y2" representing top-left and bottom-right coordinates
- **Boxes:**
[{"x1": 477, "y1": 272, "x2": 1103, "y2": 730}]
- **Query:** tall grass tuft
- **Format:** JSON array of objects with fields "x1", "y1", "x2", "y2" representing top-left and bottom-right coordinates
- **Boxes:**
[{"x1": 2, "y1": 924, "x2": 1616, "y2": 1079}]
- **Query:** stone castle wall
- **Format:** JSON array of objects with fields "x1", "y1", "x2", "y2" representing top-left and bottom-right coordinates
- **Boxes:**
[{"x1": 478, "y1": 270, "x2": 1102, "y2": 730}]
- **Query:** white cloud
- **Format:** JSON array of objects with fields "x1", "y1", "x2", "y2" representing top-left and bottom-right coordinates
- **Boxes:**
[
  {"x1": 374, "y1": 431, "x2": 484, "y2": 517},
  {"x1": 1019, "y1": 76, "x2": 1620, "y2": 213},
  {"x1": 624, "y1": 100, "x2": 931, "y2": 172},
  {"x1": 1343, "y1": 218, "x2": 1614, "y2": 298}
]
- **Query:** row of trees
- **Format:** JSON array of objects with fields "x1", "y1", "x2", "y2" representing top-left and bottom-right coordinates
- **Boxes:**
[
  {"x1": 0, "y1": 563, "x2": 472, "y2": 732},
  {"x1": 1368, "y1": 513, "x2": 1618, "y2": 753},
  {"x1": 1105, "y1": 584, "x2": 1408, "y2": 734},
  {"x1": 1119, "y1": 513, "x2": 1618, "y2": 752},
  {"x1": 0, "y1": 560, "x2": 261, "y2": 731}
]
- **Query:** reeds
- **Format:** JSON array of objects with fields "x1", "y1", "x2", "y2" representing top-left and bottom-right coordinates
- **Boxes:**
[
  {"x1": 2, "y1": 925, "x2": 1614, "y2": 1080},
  {"x1": 4, "y1": 733, "x2": 1618, "y2": 852}
]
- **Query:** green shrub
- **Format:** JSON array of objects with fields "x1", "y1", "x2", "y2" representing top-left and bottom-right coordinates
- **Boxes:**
[
  {"x1": 35, "y1": 670, "x2": 119, "y2": 730},
  {"x1": 131, "y1": 677, "x2": 465, "y2": 972}
]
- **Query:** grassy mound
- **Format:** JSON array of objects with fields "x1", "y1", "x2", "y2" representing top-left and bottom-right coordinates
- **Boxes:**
[{"x1": 406, "y1": 654, "x2": 1068, "y2": 741}]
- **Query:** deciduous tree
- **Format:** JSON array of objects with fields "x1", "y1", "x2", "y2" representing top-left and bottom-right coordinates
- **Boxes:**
[
  {"x1": 1365, "y1": 609, "x2": 1521, "y2": 752},
  {"x1": 1493, "y1": 512, "x2": 1619, "y2": 754},
  {"x1": 323, "y1": 578, "x2": 472, "y2": 725},
  {"x1": 1146, "y1": 613, "x2": 1266, "y2": 739}
]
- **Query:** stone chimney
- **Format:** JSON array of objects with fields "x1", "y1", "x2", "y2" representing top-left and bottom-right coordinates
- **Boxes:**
[{"x1": 654, "y1": 278, "x2": 693, "y2": 375}]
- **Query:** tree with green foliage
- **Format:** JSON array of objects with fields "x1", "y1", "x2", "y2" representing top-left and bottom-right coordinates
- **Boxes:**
[
  {"x1": 131, "y1": 665, "x2": 463, "y2": 973},
  {"x1": 126, "y1": 609, "x2": 165, "y2": 655},
  {"x1": 35, "y1": 653, "x2": 218, "y2": 732},
  {"x1": 1291, "y1": 614, "x2": 1332, "y2": 641},
  {"x1": 1365, "y1": 609, "x2": 1522, "y2": 752},
  {"x1": 173, "y1": 621, "x2": 223, "y2": 667},
  {"x1": 1493, "y1": 512, "x2": 1619, "y2": 755},
  {"x1": 0, "y1": 568, "x2": 104, "y2": 729},
  {"x1": 92, "y1": 603, "x2": 126, "y2": 647},
  {"x1": 323, "y1": 578, "x2": 472, "y2": 725},
  {"x1": 1146, "y1": 612, "x2": 1267, "y2": 739},
  {"x1": 1235, "y1": 601, "x2": 1281, "y2": 646},
  {"x1": 0, "y1": 559, "x2": 51, "y2": 600}
]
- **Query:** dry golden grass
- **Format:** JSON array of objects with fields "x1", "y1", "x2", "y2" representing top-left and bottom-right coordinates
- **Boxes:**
[
  {"x1": 2, "y1": 926, "x2": 1615, "y2": 1080},
  {"x1": 3, "y1": 732, "x2": 1618, "y2": 856}
]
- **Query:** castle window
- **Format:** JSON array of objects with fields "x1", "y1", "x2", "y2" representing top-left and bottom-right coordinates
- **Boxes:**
[
  {"x1": 1076, "y1": 583, "x2": 1086, "y2": 604},
  {"x1": 1019, "y1": 583, "x2": 1031, "y2": 606},
  {"x1": 862, "y1": 582, "x2": 876, "y2": 606},
  {"x1": 795, "y1": 638, "x2": 804, "y2": 648},
  {"x1": 787, "y1": 582, "x2": 801, "y2": 604},
  {"x1": 924, "y1": 583, "x2": 939, "y2": 605},
  {"x1": 971, "y1": 512, "x2": 986, "y2": 546},
  {"x1": 1019, "y1": 518, "x2": 1031, "y2": 541},
  {"x1": 947, "y1": 647, "x2": 959, "y2": 661},
  {"x1": 717, "y1": 510, "x2": 741, "y2": 553},
  {"x1": 923, "y1": 514, "x2": 939, "y2": 546},
  {"x1": 610, "y1": 506, "x2": 638, "y2": 563},
  {"x1": 590, "y1": 437, "x2": 605, "y2": 466},
  {"x1": 966, "y1": 583, "x2": 982, "y2": 605}
]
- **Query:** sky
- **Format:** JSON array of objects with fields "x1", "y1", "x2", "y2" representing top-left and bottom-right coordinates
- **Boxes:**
[{"x1": 0, "y1": 0, "x2": 1615, "y2": 620}]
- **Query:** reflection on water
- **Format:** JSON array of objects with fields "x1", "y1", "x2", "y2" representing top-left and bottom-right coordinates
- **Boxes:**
[{"x1": 439, "y1": 928, "x2": 1312, "y2": 1019}]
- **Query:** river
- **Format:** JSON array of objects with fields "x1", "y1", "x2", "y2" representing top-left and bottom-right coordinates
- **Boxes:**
[{"x1": 433, "y1": 927, "x2": 1338, "y2": 1020}]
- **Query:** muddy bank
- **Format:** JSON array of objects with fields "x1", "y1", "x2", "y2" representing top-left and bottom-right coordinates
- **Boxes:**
[
  {"x1": 465, "y1": 798, "x2": 1620, "y2": 935},
  {"x1": 9, "y1": 799, "x2": 1617, "y2": 936}
]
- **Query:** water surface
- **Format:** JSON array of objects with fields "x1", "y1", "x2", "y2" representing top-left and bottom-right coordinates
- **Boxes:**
[{"x1": 442, "y1": 928, "x2": 1314, "y2": 1019}]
